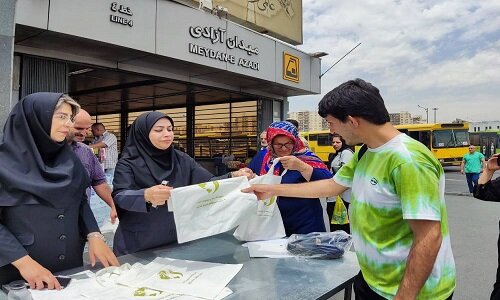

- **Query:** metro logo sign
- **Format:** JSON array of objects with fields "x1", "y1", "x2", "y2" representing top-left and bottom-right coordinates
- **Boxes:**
[{"x1": 283, "y1": 52, "x2": 300, "y2": 83}]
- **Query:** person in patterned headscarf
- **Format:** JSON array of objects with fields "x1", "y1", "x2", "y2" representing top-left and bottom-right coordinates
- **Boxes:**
[{"x1": 247, "y1": 121, "x2": 332, "y2": 235}]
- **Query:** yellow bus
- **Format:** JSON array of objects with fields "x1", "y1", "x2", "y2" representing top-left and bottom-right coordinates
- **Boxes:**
[
  {"x1": 395, "y1": 123, "x2": 470, "y2": 166},
  {"x1": 301, "y1": 122, "x2": 470, "y2": 166},
  {"x1": 300, "y1": 130, "x2": 332, "y2": 163}
]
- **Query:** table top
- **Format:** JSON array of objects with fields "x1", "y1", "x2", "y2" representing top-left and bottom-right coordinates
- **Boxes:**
[{"x1": 2, "y1": 233, "x2": 360, "y2": 300}]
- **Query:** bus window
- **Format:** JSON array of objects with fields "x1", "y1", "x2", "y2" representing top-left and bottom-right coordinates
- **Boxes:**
[
  {"x1": 317, "y1": 133, "x2": 332, "y2": 146},
  {"x1": 407, "y1": 131, "x2": 419, "y2": 141},
  {"x1": 469, "y1": 133, "x2": 480, "y2": 146},
  {"x1": 309, "y1": 134, "x2": 318, "y2": 141},
  {"x1": 432, "y1": 130, "x2": 454, "y2": 148},
  {"x1": 454, "y1": 130, "x2": 469, "y2": 147},
  {"x1": 420, "y1": 131, "x2": 431, "y2": 149}
]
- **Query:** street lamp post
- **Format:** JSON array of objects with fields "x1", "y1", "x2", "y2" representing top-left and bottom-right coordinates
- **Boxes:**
[
  {"x1": 417, "y1": 105, "x2": 429, "y2": 123},
  {"x1": 432, "y1": 107, "x2": 438, "y2": 123}
]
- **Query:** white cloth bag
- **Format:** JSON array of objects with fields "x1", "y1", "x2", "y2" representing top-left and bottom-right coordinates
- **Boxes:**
[
  {"x1": 233, "y1": 158, "x2": 287, "y2": 241},
  {"x1": 170, "y1": 176, "x2": 258, "y2": 243},
  {"x1": 116, "y1": 257, "x2": 242, "y2": 300}
]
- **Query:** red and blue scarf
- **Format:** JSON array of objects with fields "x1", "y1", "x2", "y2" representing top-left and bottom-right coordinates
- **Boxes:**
[{"x1": 260, "y1": 121, "x2": 328, "y2": 175}]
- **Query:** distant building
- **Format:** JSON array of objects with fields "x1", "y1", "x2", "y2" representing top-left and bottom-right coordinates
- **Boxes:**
[
  {"x1": 470, "y1": 121, "x2": 500, "y2": 132},
  {"x1": 288, "y1": 111, "x2": 328, "y2": 131},
  {"x1": 389, "y1": 111, "x2": 413, "y2": 125},
  {"x1": 412, "y1": 115, "x2": 424, "y2": 124}
]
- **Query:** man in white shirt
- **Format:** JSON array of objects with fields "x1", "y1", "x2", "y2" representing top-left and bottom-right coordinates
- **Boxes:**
[{"x1": 90, "y1": 123, "x2": 118, "y2": 185}]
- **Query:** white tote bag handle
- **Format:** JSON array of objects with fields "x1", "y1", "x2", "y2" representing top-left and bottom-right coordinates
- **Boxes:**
[{"x1": 267, "y1": 158, "x2": 288, "y2": 177}]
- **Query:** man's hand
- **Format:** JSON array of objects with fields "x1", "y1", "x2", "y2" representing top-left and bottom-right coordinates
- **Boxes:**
[
  {"x1": 110, "y1": 207, "x2": 118, "y2": 224},
  {"x1": 87, "y1": 237, "x2": 120, "y2": 267},
  {"x1": 12, "y1": 255, "x2": 61, "y2": 290},
  {"x1": 242, "y1": 184, "x2": 277, "y2": 200},
  {"x1": 144, "y1": 185, "x2": 172, "y2": 207}
]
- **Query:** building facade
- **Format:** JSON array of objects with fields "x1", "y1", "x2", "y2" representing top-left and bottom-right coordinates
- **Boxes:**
[
  {"x1": 389, "y1": 111, "x2": 413, "y2": 125},
  {"x1": 2, "y1": 0, "x2": 322, "y2": 164},
  {"x1": 288, "y1": 111, "x2": 328, "y2": 132},
  {"x1": 470, "y1": 121, "x2": 500, "y2": 132}
]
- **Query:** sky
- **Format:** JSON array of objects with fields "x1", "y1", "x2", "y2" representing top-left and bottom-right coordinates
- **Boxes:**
[{"x1": 290, "y1": 0, "x2": 500, "y2": 123}]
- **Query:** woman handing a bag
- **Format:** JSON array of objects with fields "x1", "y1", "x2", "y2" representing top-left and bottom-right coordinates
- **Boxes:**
[
  {"x1": 247, "y1": 121, "x2": 332, "y2": 235},
  {"x1": 112, "y1": 111, "x2": 253, "y2": 256}
]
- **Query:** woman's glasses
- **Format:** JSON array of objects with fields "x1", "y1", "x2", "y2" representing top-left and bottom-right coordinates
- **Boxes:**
[
  {"x1": 272, "y1": 142, "x2": 294, "y2": 149},
  {"x1": 53, "y1": 113, "x2": 75, "y2": 124}
]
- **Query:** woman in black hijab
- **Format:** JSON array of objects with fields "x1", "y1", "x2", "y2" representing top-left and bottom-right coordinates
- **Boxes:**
[
  {"x1": 0, "y1": 93, "x2": 118, "y2": 289},
  {"x1": 112, "y1": 111, "x2": 253, "y2": 255}
]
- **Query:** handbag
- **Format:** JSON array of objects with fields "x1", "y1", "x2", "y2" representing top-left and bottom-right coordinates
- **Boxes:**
[
  {"x1": 331, "y1": 196, "x2": 349, "y2": 225},
  {"x1": 233, "y1": 158, "x2": 287, "y2": 241}
]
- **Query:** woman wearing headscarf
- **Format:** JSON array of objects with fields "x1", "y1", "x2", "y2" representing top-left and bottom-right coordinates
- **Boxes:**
[
  {"x1": 0, "y1": 93, "x2": 118, "y2": 289},
  {"x1": 247, "y1": 121, "x2": 332, "y2": 235},
  {"x1": 112, "y1": 111, "x2": 253, "y2": 256},
  {"x1": 327, "y1": 133, "x2": 354, "y2": 233}
]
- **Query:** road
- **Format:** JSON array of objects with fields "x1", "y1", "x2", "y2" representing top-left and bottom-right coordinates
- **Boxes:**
[{"x1": 444, "y1": 166, "x2": 498, "y2": 300}]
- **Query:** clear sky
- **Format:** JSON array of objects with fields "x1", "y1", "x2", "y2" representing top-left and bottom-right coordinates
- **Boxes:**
[{"x1": 290, "y1": 0, "x2": 500, "y2": 123}]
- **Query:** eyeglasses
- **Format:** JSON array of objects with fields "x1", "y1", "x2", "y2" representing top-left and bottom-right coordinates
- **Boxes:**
[
  {"x1": 53, "y1": 113, "x2": 75, "y2": 124},
  {"x1": 272, "y1": 142, "x2": 294, "y2": 149}
]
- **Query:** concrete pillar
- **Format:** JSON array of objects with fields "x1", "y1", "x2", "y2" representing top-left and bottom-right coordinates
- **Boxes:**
[{"x1": 0, "y1": 0, "x2": 16, "y2": 131}]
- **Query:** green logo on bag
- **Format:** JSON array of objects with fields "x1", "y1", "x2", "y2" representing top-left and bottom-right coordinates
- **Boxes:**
[
  {"x1": 198, "y1": 181, "x2": 220, "y2": 194},
  {"x1": 133, "y1": 287, "x2": 160, "y2": 297},
  {"x1": 264, "y1": 196, "x2": 276, "y2": 207},
  {"x1": 158, "y1": 269, "x2": 183, "y2": 280}
]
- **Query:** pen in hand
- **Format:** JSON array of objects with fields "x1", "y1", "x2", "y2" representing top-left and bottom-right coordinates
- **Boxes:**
[{"x1": 152, "y1": 180, "x2": 170, "y2": 208}]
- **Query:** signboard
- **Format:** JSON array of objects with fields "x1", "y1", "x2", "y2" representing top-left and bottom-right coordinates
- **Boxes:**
[
  {"x1": 157, "y1": 0, "x2": 276, "y2": 81},
  {"x1": 188, "y1": 0, "x2": 303, "y2": 45},
  {"x1": 48, "y1": 0, "x2": 156, "y2": 53},
  {"x1": 283, "y1": 52, "x2": 299, "y2": 83}
]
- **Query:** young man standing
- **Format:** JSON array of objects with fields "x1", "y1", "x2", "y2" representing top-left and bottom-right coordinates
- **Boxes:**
[
  {"x1": 461, "y1": 145, "x2": 485, "y2": 193},
  {"x1": 245, "y1": 79, "x2": 456, "y2": 299}
]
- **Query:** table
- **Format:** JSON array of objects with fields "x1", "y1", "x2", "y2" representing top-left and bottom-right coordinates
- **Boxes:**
[{"x1": 1, "y1": 233, "x2": 360, "y2": 300}]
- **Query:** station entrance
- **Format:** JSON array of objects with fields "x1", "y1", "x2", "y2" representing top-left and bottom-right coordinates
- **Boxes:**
[{"x1": 19, "y1": 55, "x2": 283, "y2": 171}]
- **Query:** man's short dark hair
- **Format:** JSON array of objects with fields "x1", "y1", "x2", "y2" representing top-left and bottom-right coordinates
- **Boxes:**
[
  {"x1": 92, "y1": 123, "x2": 105, "y2": 130},
  {"x1": 285, "y1": 119, "x2": 300, "y2": 130},
  {"x1": 318, "y1": 78, "x2": 390, "y2": 125}
]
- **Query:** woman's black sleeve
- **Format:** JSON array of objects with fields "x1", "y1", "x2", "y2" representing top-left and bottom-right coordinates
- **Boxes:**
[{"x1": 474, "y1": 177, "x2": 500, "y2": 202}]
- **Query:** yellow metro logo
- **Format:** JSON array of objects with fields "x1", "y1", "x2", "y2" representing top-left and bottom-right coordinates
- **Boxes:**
[{"x1": 283, "y1": 52, "x2": 300, "y2": 83}]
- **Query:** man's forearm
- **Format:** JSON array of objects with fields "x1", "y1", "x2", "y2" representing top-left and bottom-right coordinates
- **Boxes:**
[
  {"x1": 94, "y1": 183, "x2": 115, "y2": 209},
  {"x1": 395, "y1": 221, "x2": 442, "y2": 299},
  {"x1": 90, "y1": 142, "x2": 107, "y2": 149},
  {"x1": 270, "y1": 179, "x2": 346, "y2": 198}
]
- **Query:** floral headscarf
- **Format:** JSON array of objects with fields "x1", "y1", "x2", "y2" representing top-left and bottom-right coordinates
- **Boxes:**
[{"x1": 260, "y1": 121, "x2": 328, "y2": 175}]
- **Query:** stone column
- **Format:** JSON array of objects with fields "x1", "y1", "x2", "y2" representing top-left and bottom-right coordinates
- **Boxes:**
[{"x1": 0, "y1": 0, "x2": 17, "y2": 131}]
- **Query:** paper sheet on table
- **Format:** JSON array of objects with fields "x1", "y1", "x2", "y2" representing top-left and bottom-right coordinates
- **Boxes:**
[
  {"x1": 245, "y1": 238, "x2": 294, "y2": 258},
  {"x1": 116, "y1": 257, "x2": 242, "y2": 299}
]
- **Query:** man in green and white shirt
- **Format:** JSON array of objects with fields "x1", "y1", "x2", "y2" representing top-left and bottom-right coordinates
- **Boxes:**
[{"x1": 245, "y1": 79, "x2": 456, "y2": 299}]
